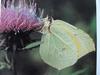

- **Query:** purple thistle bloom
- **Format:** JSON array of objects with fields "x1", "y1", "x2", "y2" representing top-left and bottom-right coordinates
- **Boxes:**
[{"x1": 0, "y1": 0, "x2": 43, "y2": 33}]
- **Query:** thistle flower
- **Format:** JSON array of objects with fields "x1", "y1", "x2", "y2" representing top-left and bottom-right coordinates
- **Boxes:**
[{"x1": 0, "y1": 0, "x2": 43, "y2": 33}]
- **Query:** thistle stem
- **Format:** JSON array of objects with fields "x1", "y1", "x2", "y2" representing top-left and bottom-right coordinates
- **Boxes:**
[
  {"x1": 11, "y1": 34, "x2": 18, "y2": 75},
  {"x1": 56, "y1": 70, "x2": 60, "y2": 75},
  {"x1": 12, "y1": 44, "x2": 17, "y2": 75}
]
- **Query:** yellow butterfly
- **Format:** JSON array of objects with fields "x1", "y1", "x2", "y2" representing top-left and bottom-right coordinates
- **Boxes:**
[{"x1": 40, "y1": 20, "x2": 95, "y2": 70}]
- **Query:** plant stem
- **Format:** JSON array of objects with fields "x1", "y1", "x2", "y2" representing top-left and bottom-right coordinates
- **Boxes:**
[
  {"x1": 12, "y1": 44, "x2": 17, "y2": 75},
  {"x1": 56, "y1": 70, "x2": 60, "y2": 75}
]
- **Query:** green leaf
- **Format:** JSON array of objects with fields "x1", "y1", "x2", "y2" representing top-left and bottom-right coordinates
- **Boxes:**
[
  {"x1": 24, "y1": 41, "x2": 41, "y2": 49},
  {"x1": 90, "y1": 16, "x2": 96, "y2": 39},
  {"x1": 71, "y1": 68, "x2": 88, "y2": 75},
  {"x1": 40, "y1": 20, "x2": 95, "y2": 70},
  {"x1": 0, "y1": 50, "x2": 11, "y2": 69}
]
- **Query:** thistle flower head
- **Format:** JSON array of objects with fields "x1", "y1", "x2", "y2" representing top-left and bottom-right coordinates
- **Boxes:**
[{"x1": 0, "y1": 0, "x2": 43, "y2": 33}]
